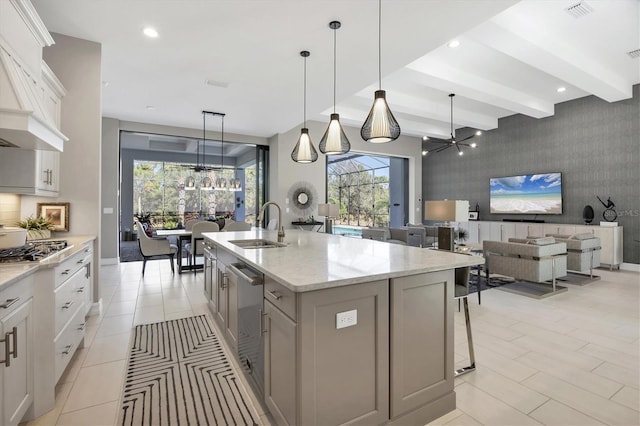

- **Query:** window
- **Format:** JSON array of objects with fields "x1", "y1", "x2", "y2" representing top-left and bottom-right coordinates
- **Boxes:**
[
  {"x1": 327, "y1": 154, "x2": 391, "y2": 227},
  {"x1": 133, "y1": 160, "x2": 239, "y2": 228}
]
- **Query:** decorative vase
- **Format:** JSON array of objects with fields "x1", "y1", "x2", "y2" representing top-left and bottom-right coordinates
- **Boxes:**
[{"x1": 26, "y1": 229, "x2": 51, "y2": 240}]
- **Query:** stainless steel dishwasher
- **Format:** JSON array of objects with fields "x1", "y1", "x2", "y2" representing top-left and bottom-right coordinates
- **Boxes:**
[{"x1": 225, "y1": 262, "x2": 265, "y2": 398}]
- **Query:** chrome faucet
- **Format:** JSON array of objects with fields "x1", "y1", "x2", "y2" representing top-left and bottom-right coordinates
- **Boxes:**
[{"x1": 257, "y1": 201, "x2": 285, "y2": 243}]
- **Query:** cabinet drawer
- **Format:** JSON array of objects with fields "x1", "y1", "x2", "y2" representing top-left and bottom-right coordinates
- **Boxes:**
[
  {"x1": 54, "y1": 268, "x2": 86, "y2": 335},
  {"x1": 54, "y1": 245, "x2": 93, "y2": 288},
  {"x1": 54, "y1": 306, "x2": 86, "y2": 383},
  {"x1": 264, "y1": 278, "x2": 296, "y2": 321},
  {"x1": 0, "y1": 275, "x2": 35, "y2": 319}
]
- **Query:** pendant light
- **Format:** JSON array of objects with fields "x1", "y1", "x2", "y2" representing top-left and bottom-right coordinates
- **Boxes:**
[
  {"x1": 319, "y1": 21, "x2": 350, "y2": 155},
  {"x1": 423, "y1": 94, "x2": 481, "y2": 156},
  {"x1": 200, "y1": 111, "x2": 213, "y2": 190},
  {"x1": 291, "y1": 50, "x2": 318, "y2": 163},
  {"x1": 360, "y1": 0, "x2": 400, "y2": 143},
  {"x1": 184, "y1": 175, "x2": 196, "y2": 191}
]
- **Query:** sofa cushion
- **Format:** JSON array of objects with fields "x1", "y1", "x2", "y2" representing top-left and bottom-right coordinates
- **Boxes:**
[
  {"x1": 527, "y1": 236, "x2": 556, "y2": 245},
  {"x1": 569, "y1": 232, "x2": 595, "y2": 240}
]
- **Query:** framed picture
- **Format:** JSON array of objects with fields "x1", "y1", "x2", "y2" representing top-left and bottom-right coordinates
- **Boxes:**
[
  {"x1": 37, "y1": 202, "x2": 70, "y2": 231},
  {"x1": 468, "y1": 211, "x2": 479, "y2": 221}
]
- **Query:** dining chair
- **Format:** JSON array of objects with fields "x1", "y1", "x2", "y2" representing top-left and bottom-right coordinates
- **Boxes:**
[
  {"x1": 136, "y1": 222, "x2": 178, "y2": 276},
  {"x1": 224, "y1": 221, "x2": 251, "y2": 231},
  {"x1": 184, "y1": 219, "x2": 200, "y2": 231},
  {"x1": 184, "y1": 221, "x2": 219, "y2": 272}
]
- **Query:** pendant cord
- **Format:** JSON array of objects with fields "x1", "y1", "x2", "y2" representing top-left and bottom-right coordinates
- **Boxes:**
[
  {"x1": 450, "y1": 95, "x2": 454, "y2": 140},
  {"x1": 333, "y1": 26, "x2": 337, "y2": 113},
  {"x1": 378, "y1": 0, "x2": 382, "y2": 90},
  {"x1": 220, "y1": 114, "x2": 224, "y2": 169},
  {"x1": 303, "y1": 55, "x2": 307, "y2": 127}
]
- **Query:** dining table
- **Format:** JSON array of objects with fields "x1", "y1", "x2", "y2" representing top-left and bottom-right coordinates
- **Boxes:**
[{"x1": 155, "y1": 229, "x2": 197, "y2": 273}]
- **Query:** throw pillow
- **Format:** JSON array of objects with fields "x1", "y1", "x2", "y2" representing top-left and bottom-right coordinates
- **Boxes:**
[{"x1": 569, "y1": 233, "x2": 594, "y2": 240}]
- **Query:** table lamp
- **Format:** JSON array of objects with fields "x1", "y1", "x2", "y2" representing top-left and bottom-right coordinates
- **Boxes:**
[
  {"x1": 318, "y1": 203, "x2": 339, "y2": 234},
  {"x1": 424, "y1": 200, "x2": 469, "y2": 251}
]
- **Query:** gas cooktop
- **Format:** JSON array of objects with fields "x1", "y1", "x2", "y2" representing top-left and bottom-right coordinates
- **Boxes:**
[{"x1": 0, "y1": 240, "x2": 69, "y2": 263}]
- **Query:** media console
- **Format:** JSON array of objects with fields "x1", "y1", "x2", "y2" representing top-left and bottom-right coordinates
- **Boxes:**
[{"x1": 502, "y1": 218, "x2": 545, "y2": 223}]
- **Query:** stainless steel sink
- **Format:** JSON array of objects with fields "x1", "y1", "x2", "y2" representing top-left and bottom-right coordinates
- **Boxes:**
[{"x1": 229, "y1": 239, "x2": 286, "y2": 249}]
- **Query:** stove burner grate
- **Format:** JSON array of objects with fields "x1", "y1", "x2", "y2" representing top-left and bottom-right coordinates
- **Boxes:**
[{"x1": 0, "y1": 240, "x2": 68, "y2": 263}]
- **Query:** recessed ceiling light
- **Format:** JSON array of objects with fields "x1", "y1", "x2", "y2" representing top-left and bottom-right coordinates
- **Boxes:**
[
  {"x1": 557, "y1": 87, "x2": 567, "y2": 93},
  {"x1": 205, "y1": 79, "x2": 229, "y2": 88},
  {"x1": 422, "y1": 150, "x2": 428, "y2": 156},
  {"x1": 448, "y1": 40, "x2": 460, "y2": 48},
  {"x1": 422, "y1": 136, "x2": 429, "y2": 141},
  {"x1": 146, "y1": 105, "x2": 156, "y2": 110},
  {"x1": 143, "y1": 27, "x2": 158, "y2": 38}
]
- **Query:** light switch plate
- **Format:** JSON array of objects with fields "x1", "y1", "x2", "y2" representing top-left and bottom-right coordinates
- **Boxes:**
[{"x1": 336, "y1": 309, "x2": 357, "y2": 329}]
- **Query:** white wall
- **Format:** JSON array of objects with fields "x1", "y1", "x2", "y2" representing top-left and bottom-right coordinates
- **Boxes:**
[
  {"x1": 270, "y1": 119, "x2": 422, "y2": 228},
  {"x1": 21, "y1": 33, "x2": 102, "y2": 300},
  {"x1": 101, "y1": 117, "x2": 119, "y2": 262}
]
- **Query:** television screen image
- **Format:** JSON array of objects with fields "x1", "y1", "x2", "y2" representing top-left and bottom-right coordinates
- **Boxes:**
[{"x1": 490, "y1": 173, "x2": 562, "y2": 214}]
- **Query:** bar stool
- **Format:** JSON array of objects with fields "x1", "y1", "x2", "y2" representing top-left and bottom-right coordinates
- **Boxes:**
[{"x1": 454, "y1": 266, "x2": 476, "y2": 377}]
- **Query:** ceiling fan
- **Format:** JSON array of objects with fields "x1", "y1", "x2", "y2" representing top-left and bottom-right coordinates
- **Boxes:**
[{"x1": 425, "y1": 93, "x2": 481, "y2": 156}]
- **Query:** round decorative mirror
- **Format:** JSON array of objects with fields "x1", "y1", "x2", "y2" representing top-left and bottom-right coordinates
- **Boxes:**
[{"x1": 288, "y1": 181, "x2": 317, "y2": 216}]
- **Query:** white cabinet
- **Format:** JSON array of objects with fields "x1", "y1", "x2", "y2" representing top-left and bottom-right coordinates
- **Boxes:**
[
  {"x1": 592, "y1": 226, "x2": 623, "y2": 270},
  {"x1": 0, "y1": 275, "x2": 34, "y2": 426},
  {"x1": 0, "y1": 148, "x2": 59, "y2": 196}
]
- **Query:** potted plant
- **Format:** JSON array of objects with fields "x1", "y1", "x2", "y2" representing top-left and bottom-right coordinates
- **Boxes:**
[{"x1": 16, "y1": 216, "x2": 55, "y2": 240}]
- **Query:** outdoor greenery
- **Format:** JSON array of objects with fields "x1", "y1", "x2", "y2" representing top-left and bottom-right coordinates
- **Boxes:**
[
  {"x1": 327, "y1": 155, "x2": 391, "y2": 227},
  {"x1": 133, "y1": 160, "x2": 243, "y2": 229}
]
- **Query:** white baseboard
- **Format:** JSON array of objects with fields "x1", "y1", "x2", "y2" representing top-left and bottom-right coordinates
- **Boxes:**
[
  {"x1": 89, "y1": 299, "x2": 103, "y2": 316},
  {"x1": 100, "y1": 257, "x2": 119, "y2": 265},
  {"x1": 621, "y1": 263, "x2": 640, "y2": 272}
]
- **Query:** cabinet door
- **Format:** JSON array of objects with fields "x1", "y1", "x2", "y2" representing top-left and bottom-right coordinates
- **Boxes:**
[
  {"x1": 225, "y1": 267, "x2": 239, "y2": 353},
  {"x1": 390, "y1": 270, "x2": 454, "y2": 419},
  {"x1": 215, "y1": 263, "x2": 227, "y2": 330},
  {"x1": 466, "y1": 222, "x2": 479, "y2": 244},
  {"x1": 0, "y1": 299, "x2": 33, "y2": 426},
  {"x1": 264, "y1": 300, "x2": 297, "y2": 426},
  {"x1": 37, "y1": 151, "x2": 59, "y2": 192}
]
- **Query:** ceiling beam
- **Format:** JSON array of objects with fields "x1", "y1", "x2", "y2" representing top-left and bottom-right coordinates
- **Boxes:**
[
  {"x1": 405, "y1": 60, "x2": 555, "y2": 119},
  {"x1": 470, "y1": 18, "x2": 632, "y2": 102}
]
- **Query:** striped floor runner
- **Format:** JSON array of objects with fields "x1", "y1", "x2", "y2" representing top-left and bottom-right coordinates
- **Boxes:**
[{"x1": 118, "y1": 315, "x2": 260, "y2": 425}]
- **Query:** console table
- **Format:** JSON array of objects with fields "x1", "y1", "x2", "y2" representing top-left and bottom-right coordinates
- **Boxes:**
[{"x1": 291, "y1": 221, "x2": 324, "y2": 232}]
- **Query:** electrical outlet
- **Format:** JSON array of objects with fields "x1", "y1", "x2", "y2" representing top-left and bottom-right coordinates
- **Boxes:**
[{"x1": 336, "y1": 309, "x2": 357, "y2": 329}]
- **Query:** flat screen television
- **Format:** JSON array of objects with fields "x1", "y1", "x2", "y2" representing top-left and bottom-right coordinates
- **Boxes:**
[{"x1": 490, "y1": 172, "x2": 562, "y2": 214}]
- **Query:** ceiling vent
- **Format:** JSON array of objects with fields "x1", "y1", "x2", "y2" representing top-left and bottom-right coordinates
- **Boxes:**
[
  {"x1": 627, "y1": 49, "x2": 640, "y2": 59},
  {"x1": 565, "y1": 1, "x2": 594, "y2": 18}
]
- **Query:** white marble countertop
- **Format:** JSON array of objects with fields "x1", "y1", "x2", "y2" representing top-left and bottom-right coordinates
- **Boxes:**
[
  {"x1": 204, "y1": 229, "x2": 482, "y2": 292},
  {"x1": 0, "y1": 235, "x2": 96, "y2": 291}
]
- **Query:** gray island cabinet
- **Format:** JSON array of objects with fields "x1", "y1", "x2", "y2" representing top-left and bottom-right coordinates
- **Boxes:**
[{"x1": 203, "y1": 230, "x2": 480, "y2": 426}]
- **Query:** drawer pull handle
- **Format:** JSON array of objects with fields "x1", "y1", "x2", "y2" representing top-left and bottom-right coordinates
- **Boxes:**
[
  {"x1": 62, "y1": 344, "x2": 73, "y2": 355},
  {"x1": 62, "y1": 301, "x2": 74, "y2": 309},
  {"x1": 266, "y1": 289, "x2": 281, "y2": 300},
  {"x1": 260, "y1": 310, "x2": 268, "y2": 335},
  {"x1": 0, "y1": 327, "x2": 17, "y2": 367},
  {"x1": 0, "y1": 298, "x2": 19, "y2": 309},
  {"x1": 76, "y1": 287, "x2": 85, "y2": 293},
  {"x1": 61, "y1": 269, "x2": 71, "y2": 275},
  {"x1": 221, "y1": 273, "x2": 228, "y2": 290},
  {"x1": 77, "y1": 323, "x2": 86, "y2": 331},
  {"x1": 77, "y1": 259, "x2": 84, "y2": 264}
]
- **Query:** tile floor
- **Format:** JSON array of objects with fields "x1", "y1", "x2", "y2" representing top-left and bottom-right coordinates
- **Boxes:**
[{"x1": 22, "y1": 260, "x2": 639, "y2": 426}]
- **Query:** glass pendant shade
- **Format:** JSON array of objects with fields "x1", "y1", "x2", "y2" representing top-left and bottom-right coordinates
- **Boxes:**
[
  {"x1": 291, "y1": 128, "x2": 318, "y2": 163},
  {"x1": 201, "y1": 175, "x2": 212, "y2": 190},
  {"x1": 319, "y1": 114, "x2": 350, "y2": 154},
  {"x1": 215, "y1": 175, "x2": 228, "y2": 191},
  {"x1": 229, "y1": 177, "x2": 242, "y2": 192},
  {"x1": 361, "y1": 90, "x2": 401, "y2": 143},
  {"x1": 184, "y1": 175, "x2": 196, "y2": 190}
]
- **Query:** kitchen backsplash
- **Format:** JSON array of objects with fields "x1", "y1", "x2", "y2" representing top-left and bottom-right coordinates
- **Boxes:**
[{"x1": 0, "y1": 194, "x2": 21, "y2": 226}]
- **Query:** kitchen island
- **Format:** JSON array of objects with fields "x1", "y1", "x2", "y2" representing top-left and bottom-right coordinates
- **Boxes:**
[{"x1": 203, "y1": 229, "x2": 481, "y2": 426}]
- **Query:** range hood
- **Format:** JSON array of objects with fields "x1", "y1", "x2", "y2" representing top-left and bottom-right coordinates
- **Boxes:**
[{"x1": 0, "y1": 44, "x2": 68, "y2": 151}]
